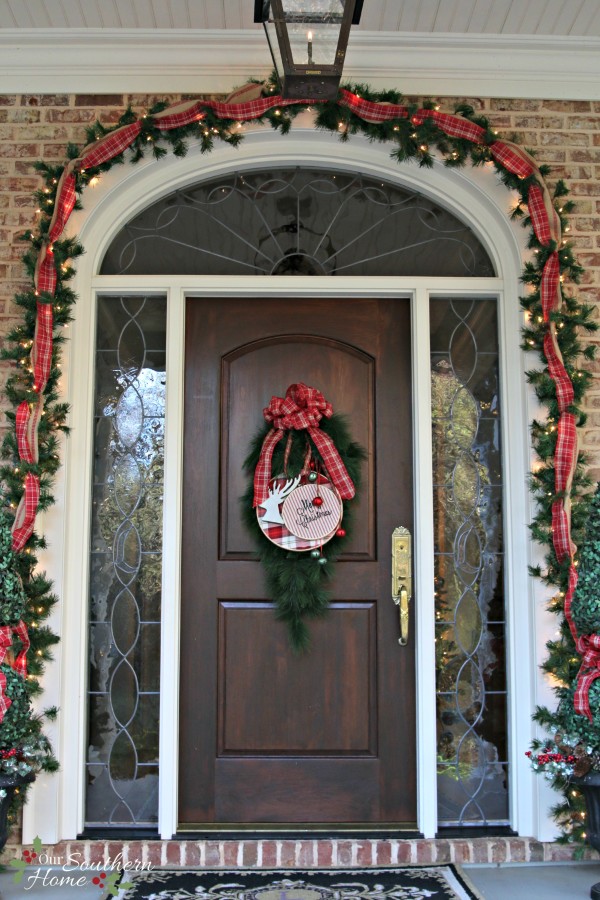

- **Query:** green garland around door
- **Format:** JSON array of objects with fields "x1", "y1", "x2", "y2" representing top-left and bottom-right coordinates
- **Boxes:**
[{"x1": 242, "y1": 383, "x2": 366, "y2": 651}]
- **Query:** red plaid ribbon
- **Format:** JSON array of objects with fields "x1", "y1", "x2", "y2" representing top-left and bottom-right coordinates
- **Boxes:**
[
  {"x1": 490, "y1": 141, "x2": 535, "y2": 179},
  {"x1": 253, "y1": 383, "x2": 355, "y2": 507},
  {"x1": 562, "y1": 564, "x2": 600, "y2": 720},
  {"x1": 11, "y1": 473, "x2": 40, "y2": 553},
  {"x1": 48, "y1": 169, "x2": 77, "y2": 243},
  {"x1": 0, "y1": 620, "x2": 30, "y2": 723},
  {"x1": 411, "y1": 109, "x2": 486, "y2": 143},
  {"x1": 339, "y1": 90, "x2": 408, "y2": 123},
  {"x1": 574, "y1": 630, "x2": 600, "y2": 720},
  {"x1": 551, "y1": 500, "x2": 572, "y2": 563},
  {"x1": 16, "y1": 399, "x2": 42, "y2": 464},
  {"x1": 543, "y1": 332, "x2": 574, "y2": 413},
  {"x1": 77, "y1": 122, "x2": 142, "y2": 171},
  {"x1": 30, "y1": 302, "x2": 53, "y2": 394},
  {"x1": 555, "y1": 413, "x2": 577, "y2": 495},
  {"x1": 0, "y1": 627, "x2": 13, "y2": 722},
  {"x1": 541, "y1": 252, "x2": 560, "y2": 322},
  {"x1": 34, "y1": 243, "x2": 57, "y2": 296},
  {"x1": 528, "y1": 184, "x2": 552, "y2": 246}
]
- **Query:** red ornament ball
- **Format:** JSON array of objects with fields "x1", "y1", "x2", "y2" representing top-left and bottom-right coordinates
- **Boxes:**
[
  {"x1": 312, "y1": 496, "x2": 323, "y2": 507},
  {"x1": 336, "y1": 528, "x2": 346, "y2": 538}
]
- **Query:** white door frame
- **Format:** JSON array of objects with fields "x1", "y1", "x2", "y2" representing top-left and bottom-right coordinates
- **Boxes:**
[{"x1": 22, "y1": 113, "x2": 548, "y2": 843}]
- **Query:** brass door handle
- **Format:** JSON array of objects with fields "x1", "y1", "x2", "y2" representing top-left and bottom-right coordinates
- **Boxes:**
[{"x1": 392, "y1": 526, "x2": 412, "y2": 646}]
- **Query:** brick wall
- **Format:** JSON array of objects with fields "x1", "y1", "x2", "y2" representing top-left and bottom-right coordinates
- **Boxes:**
[
  {"x1": 1, "y1": 93, "x2": 598, "y2": 476},
  {"x1": 0, "y1": 90, "x2": 598, "y2": 850}
]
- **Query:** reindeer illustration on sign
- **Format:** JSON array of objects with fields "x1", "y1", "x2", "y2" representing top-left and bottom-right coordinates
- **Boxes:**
[{"x1": 258, "y1": 475, "x2": 301, "y2": 524}]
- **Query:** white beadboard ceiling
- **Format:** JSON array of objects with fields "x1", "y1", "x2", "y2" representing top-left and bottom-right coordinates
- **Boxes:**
[
  {"x1": 0, "y1": 0, "x2": 599, "y2": 98},
  {"x1": 1, "y1": 0, "x2": 600, "y2": 35}
]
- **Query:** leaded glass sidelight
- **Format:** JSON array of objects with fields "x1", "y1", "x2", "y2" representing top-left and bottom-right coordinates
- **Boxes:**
[
  {"x1": 431, "y1": 297, "x2": 508, "y2": 827},
  {"x1": 85, "y1": 295, "x2": 166, "y2": 828}
]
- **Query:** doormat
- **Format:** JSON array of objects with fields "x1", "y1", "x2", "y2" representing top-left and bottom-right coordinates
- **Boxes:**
[{"x1": 115, "y1": 866, "x2": 483, "y2": 900}]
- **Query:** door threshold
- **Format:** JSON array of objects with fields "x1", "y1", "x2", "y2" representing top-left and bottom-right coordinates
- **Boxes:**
[{"x1": 176, "y1": 824, "x2": 421, "y2": 839}]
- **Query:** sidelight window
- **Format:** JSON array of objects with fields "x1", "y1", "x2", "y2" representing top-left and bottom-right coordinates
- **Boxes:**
[
  {"x1": 85, "y1": 295, "x2": 166, "y2": 828},
  {"x1": 431, "y1": 296, "x2": 508, "y2": 827}
]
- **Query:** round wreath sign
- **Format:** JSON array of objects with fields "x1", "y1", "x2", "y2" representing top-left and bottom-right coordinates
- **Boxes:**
[{"x1": 243, "y1": 383, "x2": 365, "y2": 650}]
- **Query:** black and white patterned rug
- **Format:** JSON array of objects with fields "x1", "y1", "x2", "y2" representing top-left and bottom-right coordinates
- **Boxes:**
[{"x1": 115, "y1": 866, "x2": 482, "y2": 900}]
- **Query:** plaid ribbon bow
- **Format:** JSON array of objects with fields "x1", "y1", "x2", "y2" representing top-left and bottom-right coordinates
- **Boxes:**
[
  {"x1": 574, "y1": 632, "x2": 600, "y2": 721},
  {"x1": 253, "y1": 383, "x2": 355, "y2": 507},
  {"x1": 0, "y1": 620, "x2": 30, "y2": 723}
]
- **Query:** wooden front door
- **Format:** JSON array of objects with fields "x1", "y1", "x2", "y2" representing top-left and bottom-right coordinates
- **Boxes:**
[{"x1": 179, "y1": 296, "x2": 415, "y2": 826}]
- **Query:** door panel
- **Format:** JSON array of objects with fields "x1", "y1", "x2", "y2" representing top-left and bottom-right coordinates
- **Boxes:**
[
  {"x1": 217, "y1": 602, "x2": 376, "y2": 755},
  {"x1": 179, "y1": 296, "x2": 415, "y2": 826}
]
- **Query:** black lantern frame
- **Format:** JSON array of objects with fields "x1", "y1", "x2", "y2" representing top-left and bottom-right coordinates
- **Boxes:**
[{"x1": 254, "y1": 1, "x2": 363, "y2": 100}]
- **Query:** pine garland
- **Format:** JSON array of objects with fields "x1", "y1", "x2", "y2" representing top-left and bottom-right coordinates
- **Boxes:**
[
  {"x1": 242, "y1": 415, "x2": 365, "y2": 651},
  {"x1": 0, "y1": 77, "x2": 596, "y2": 838}
]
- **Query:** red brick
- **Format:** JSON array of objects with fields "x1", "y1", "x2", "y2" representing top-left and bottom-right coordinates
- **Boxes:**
[
  {"x1": 471, "y1": 840, "x2": 491, "y2": 863},
  {"x1": 491, "y1": 98, "x2": 541, "y2": 111},
  {"x1": 86, "y1": 842, "x2": 106, "y2": 865},
  {"x1": 22, "y1": 95, "x2": 70, "y2": 107},
  {"x1": 0, "y1": 109, "x2": 41, "y2": 124},
  {"x1": 260, "y1": 841, "x2": 278, "y2": 867},
  {"x1": 545, "y1": 100, "x2": 592, "y2": 112},
  {"x1": 280, "y1": 840, "x2": 296, "y2": 867},
  {"x1": 204, "y1": 842, "x2": 222, "y2": 867},
  {"x1": 374, "y1": 840, "x2": 392, "y2": 865},
  {"x1": 165, "y1": 842, "x2": 181, "y2": 866},
  {"x1": 567, "y1": 115, "x2": 600, "y2": 130},
  {"x1": 490, "y1": 839, "x2": 508, "y2": 863},
  {"x1": 336, "y1": 840, "x2": 353, "y2": 866},
  {"x1": 243, "y1": 841, "x2": 258, "y2": 867},
  {"x1": 223, "y1": 841, "x2": 240, "y2": 867},
  {"x1": 414, "y1": 840, "x2": 435, "y2": 864},
  {"x1": 434, "y1": 839, "x2": 451, "y2": 863},
  {"x1": 509, "y1": 839, "x2": 527, "y2": 862},
  {"x1": 43, "y1": 109, "x2": 94, "y2": 124},
  {"x1": 450, "y1": 840, "x2": 472, "y2": 863},
  {"x1": 182, "y1": 842, "x2": 200, "y2": 866},
  {"x1": 0, "y1": 144, "x2": 41, "y2": 158},
  {"x1": 296, "y1": 841, "x2": 314, "y2": 867},
  {"x1": 356, "y1": 841, "x2": 374, "y2": 866},
  {"x1": 105, "y1": 842, "x2": 124, "y2": 867},
  {"x1": 145, "y1": 842, "x2": 163, "y2": 867},
  {"x1": 316, "y1": 840, "x2": 333, "y2": 867},
  {"x1": 529, "y1": 840, "x2": 545, "y2": 862},
  {"x1": 63, "y1": 841, "x2": 85, "y2": 866},
  {"x1": 124, "y1": 842, "x2": 144, "y2": 868},
  {"x1": 75, "y1": 95, "x2": 125, "y2": 107},
  {"x1": 395, "y1": 840, "x2": 413, "y2": 864}
]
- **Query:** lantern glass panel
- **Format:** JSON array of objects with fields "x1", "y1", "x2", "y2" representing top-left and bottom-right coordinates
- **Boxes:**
[{"x1": 280, "y1": 0, "x2": 346, "y2": 67}]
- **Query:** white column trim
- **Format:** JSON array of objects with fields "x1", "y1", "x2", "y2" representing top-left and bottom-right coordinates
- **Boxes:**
[
  {"x1": 158, "y1": 286, "x2": 185, "y2": 840},
  {"x1": 412, "y1": 285, "x2": 437, "y2": 839}
]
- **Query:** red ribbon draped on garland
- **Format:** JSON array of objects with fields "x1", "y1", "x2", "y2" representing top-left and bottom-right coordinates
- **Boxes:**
[
  {"x1": 253, "y1": 383, "x2": 355, "y2": 507},
  {"x1": 0, "y1": 621, "x2": 30, "y2": 723},
  {"x1": 13, "y1": 81, "x2": 589, "y2": 711}
]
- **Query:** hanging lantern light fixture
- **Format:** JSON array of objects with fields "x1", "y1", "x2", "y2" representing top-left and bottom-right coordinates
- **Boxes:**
[{"x1": 254, "y1": 1, "x2": 363, "y2": 100}]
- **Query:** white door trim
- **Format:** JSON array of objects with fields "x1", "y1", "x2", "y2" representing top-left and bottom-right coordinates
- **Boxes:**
[{"x1": 23, "y1": 114, "x2": 543, "y2": 842}]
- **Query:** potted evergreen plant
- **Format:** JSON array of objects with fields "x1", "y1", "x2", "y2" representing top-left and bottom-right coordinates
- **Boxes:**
[
  {"x1": 0, "y1": 511, "x2": 57, "y2": 852},
  {"x1": 528, "y1": 484, "x2": 600, "y2": 896}
]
